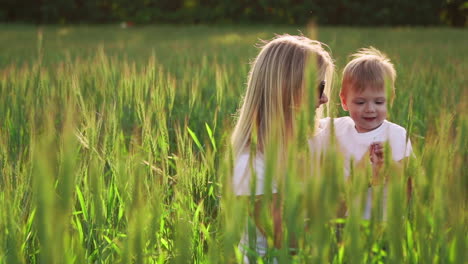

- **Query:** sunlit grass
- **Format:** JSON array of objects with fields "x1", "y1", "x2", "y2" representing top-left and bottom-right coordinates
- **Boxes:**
[{"x1": 0, "y1": 25, "x2": 466, "y2": 263}]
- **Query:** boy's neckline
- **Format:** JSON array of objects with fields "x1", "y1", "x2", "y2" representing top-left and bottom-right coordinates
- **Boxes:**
[{"x1": 352, "y1": 119, "x2": 387, "y2": 135}]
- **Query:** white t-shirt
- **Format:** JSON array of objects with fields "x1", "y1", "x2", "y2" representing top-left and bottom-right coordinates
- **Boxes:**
[
  {"x1": 312, "y1": 116, "x2": 413, "y2": 219},
  {"x1": 232, "y1": 152, "x2": 278, "y2": 262},
  {"x1": 233, "y1": 152, "x2": 278, "y2": 196}
]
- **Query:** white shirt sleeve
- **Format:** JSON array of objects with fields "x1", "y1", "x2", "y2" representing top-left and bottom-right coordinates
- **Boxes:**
[
  {"x1": 232, "y1": 153, "x2": 277, "y2": 196},
  {"x1": 318, "y1": 117, "x2": 331, "y2": 130},
  {"x1": 310, "y1": 117, "x2": 334, "y2": 155},
  {"x1": 388, "y1": 124, "x2": 413, "y2": 161}
]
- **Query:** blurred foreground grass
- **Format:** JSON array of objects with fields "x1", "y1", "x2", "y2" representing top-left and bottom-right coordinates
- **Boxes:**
[{"x1": 0, "y1": 25, "x2": 466, "y2": 263}]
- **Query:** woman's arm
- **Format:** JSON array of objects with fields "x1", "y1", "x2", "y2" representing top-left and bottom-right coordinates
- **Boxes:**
[{"x1": 253, "y1": 193, "x2": 283, "y2": 248}]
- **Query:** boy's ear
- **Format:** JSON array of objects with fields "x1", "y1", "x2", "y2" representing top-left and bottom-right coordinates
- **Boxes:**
[{"x1": 340, "y1": 92, "x2": 349, "y2": 111}]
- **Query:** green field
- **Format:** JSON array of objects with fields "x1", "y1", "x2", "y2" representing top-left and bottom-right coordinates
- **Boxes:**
[{"x1": 0, "y1": 25, "x2": 466, "y2": 263}]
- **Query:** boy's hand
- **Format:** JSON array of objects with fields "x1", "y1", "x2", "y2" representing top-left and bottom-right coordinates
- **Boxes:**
[
  {"x1": 370, "y1": 142, "x2": 384, "y2": 185},
  {"x1": 370, "y1": 142, "x2": 384, "y2": 165}
]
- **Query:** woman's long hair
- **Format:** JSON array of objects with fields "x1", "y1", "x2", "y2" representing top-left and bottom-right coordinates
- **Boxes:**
[{"x1": 232, "y1": 34, "x2": 334, "y2": 157}]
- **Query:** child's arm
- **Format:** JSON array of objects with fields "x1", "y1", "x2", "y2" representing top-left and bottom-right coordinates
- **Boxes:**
[
  {"x1": 370, "y1": 142, "x2": 384, "y2": 185},
  {"x1": 370, "y1": 143, "x2": 412, "y2": 201}
]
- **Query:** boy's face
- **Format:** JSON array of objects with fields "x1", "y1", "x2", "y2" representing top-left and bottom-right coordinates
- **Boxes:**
[{"x1": 340, "y1": 85, "x2": 387, "y2": 133}]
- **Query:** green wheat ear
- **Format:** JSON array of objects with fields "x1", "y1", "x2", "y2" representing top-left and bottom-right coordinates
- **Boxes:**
[{"x1": 385, "y1": 78, "x2": 394, "y2": 120}]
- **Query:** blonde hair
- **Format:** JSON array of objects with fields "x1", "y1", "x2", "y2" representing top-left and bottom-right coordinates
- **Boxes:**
[
  {"x1": 341, "y1": 47, "x2": 396, "y2": 100},
  {"x1": 231, "y1": 34, "x2": 334, "y2": 157}
]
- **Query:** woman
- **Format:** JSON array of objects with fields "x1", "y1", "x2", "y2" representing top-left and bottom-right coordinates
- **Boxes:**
[{"x1": 231, "y1": 34, "x2": 334, "y2": 263}]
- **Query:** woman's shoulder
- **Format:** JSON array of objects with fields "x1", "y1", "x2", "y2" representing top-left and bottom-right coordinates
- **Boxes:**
[
  {"x1": 334, "y1": 116, "x2": 354, "y2": 126},
  {"x1": 318, "y1": 116, "x2": 354, "y2": 131},
  {"x1": 318, "y1": 117, "x2": 332, "y2": 129},
  {"x1": 312, "y1": 117, "x2": 351, "y2": 153}
]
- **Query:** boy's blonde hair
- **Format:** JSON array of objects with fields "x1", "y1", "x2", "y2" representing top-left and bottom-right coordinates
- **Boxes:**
[
  {"x1": 232, "y1": 34, "x2": 334, "y2": 156},
  {"x1": 341, "y1": 47, "x2": 396, "y2": 100}
]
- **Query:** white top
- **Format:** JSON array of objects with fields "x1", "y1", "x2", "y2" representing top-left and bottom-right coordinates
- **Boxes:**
[
  {"x1": 232, "y1": 152, "x2": 278, "y2": 196},
  {"x1": 232, "y1": 151, "x2": 278, "y2": 260},
  {"x1": 312, "y1": 116, "x2": 413, "y2": 219}
]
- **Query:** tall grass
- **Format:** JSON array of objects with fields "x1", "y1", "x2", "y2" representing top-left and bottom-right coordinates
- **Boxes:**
[{"x1": 0, "y1": 25, "x2": 466, "y2": 263}]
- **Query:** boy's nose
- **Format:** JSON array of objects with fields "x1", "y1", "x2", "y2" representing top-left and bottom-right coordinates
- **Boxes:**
[{"x1": 365, "y1": 104, "x2": 375, "y2": 112}]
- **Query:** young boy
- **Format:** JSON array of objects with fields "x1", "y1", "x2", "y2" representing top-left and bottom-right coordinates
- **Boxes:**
[{"x1": 314, "y1": 47, "x2": 412, "y2": 219}]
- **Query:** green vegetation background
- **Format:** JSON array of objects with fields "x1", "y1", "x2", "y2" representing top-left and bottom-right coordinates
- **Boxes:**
[
  {"x1": 1, "y1": 0, "x2": 467, "y2": 26},
  {"x1": 0, "y1": 25, "x2": 466, "y2": 263}
]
